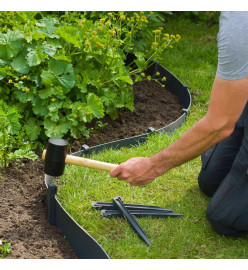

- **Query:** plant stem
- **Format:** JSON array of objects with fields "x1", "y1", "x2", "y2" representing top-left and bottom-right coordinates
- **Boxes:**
[{"x1": 3, "y1": 123, "x2": 7, "y2": 169}]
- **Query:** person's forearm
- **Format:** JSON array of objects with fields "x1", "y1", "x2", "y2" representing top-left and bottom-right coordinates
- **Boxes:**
[{"x1": 149, "y1": 115, "x2": 234, "y2": 176}]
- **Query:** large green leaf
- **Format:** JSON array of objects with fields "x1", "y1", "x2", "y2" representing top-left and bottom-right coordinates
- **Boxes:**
[
  {"x1": 48, "y1": 58, "x2": 73, "y2": 75},
  {"x1": 36, "y1": 17, "x2": 60, "y2": 39},
  {"x1": 32, "y1": 98, "x2": 49, "y2": 116},
  {"x1": 40, "y1": 70, "x2": 54, "y2": 86},
  {"x1": 26, "y1": 45, "x2": 48, "y2": 67},
  {"x1": 44, "y1": 117, "x2": 71, "y2": 138},
  {"x1": 117, "y1": 75, "x2": 133, "y2": 85},
  {"x1": 41, "y1": 43, "x2": 57, "y2": 57},
  {"x1": 57, "y1": 73, "x2": 75, "y2": 92},
  {"x1": 0, "y1": 102, "x2": 21, "y2": 134},
  {"x1": 0, "y1": 30, "x2": 24, "y2": 60},
  {"x1": 14, "y1": 90, "x2": 32, "y2": 103},
  {"x1": 39, "y1": 87, "x2": 55, "y2": 99},
  {"x1": 48, "y1": 101, "x2": 64, "y2": 122},
  {"x1": 24, "y1": 118, "x2": 41, "y2": 141},
  {"x1": 18, "y1": 11, "x2": 39, "y2": 22},
  {"x1": 87, "y1": 93, "x2": 104, "y2": 118},
  {"x1": 25, "y1": 43, "x2": 57, "y2": 67},
  {"x1": 11, "y1": 50, "x2": 30, "y2": 74},
  {"x1": 55, "y1": 26, "x2": 81, "y2": 48},
  {"x1": 41, "y1": 61, "x2": 75, "y2": 93}
]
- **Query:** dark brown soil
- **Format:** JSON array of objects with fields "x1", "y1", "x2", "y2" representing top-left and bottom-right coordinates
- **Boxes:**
[
  {"x1": 0, "y1": 79, "x2": 183, "y2": 259},
  {"x1": 69, "y1": 80, "x2": 183, "y2": 152}
]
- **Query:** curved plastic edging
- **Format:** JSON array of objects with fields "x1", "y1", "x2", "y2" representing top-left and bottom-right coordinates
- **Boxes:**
[
  {"x1": 47, "y1": 183, "x2": 109, "y2": 259},
  {"x1": 47, "y1": 58, "x2": 191, "y2": 259}
]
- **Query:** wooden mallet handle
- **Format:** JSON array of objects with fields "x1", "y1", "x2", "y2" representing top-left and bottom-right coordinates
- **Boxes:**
[{"x1": 42, "y1": 149, "x2": 118, "y2": 172}]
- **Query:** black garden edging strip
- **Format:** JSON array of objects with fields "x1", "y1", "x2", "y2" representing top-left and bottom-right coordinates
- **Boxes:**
[
  {"x1": 47, "y1": 183, "x2": 110, "y2": 259},
  {"x1": 45, "y1": 55, "x2": 191, "y2": 259}
]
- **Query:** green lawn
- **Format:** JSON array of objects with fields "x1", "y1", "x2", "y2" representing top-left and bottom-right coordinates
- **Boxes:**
[{"x1": 55, "y1": 17, "x2": 248, "y2": 259}]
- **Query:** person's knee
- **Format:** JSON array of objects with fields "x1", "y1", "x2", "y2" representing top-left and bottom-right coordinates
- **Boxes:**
[
  {"x1": 206, "y1": 205, "x2": 248, "y2": 236},
  {"x1": 205, "y1": 168, "x2": 248, "y2": 236},
  {"x1": 198, "y1": 168, "x2": 220, "y2": 197}
]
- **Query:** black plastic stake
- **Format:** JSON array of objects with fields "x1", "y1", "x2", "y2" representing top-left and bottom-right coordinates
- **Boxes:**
[
  {"x1": 113, "y1": 196, "x2": 151, "y2": 247},
  {"x1": 101, "y1": 209, "x2": 183, "y2": 219},
  {"x1": 92, "y1": 201, "x2": 173, "y2": 212}
]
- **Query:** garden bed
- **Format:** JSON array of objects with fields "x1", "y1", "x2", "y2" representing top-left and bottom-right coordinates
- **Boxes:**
[{"x1": 0, "y1": 78, "x2": 183, "y2": 259}]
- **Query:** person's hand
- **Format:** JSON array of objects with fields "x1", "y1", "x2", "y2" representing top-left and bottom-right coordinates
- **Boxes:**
[{"x1": 109, "y1": 157, "x2": 159, "y2": 186}]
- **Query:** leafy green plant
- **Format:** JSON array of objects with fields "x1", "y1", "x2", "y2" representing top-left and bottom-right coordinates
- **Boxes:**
[
  {"x1": 0, "y1": 240, "x2": 12, "y2": 258},
  {"x1": 0, "y1": 11, "x2": 180, "y2": 141},
  {"x1": 85, "y1": 11, "x2": 173, "y2": 52},
  {"x1": 0, "y1": 101, "x2": 37, "y2": 169}
]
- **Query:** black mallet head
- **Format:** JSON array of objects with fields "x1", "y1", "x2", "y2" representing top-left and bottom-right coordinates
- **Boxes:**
[{"x1": 44, "y1": 138, "x2": 68, "y2": 177}]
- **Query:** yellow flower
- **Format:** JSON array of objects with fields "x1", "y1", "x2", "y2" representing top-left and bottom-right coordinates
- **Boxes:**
[
  {"x1": 51, "y1": 98, "x2": 56, "y2": 102},
  {"x1": 175, "y1": 34, "x2": 181, "y2": 42},
  {"x1": 97, "y1": 26, "x2": 103, "y2": 31},
  {"x1": 152, "y1": 42, "x2": 158, "y2": 46},
  {"x1": 8, "y1": 79, "x2": 13, "y2": 83},
  {"x1": 107, "y1": 29, "x2": 115, "y2": 36},
  {"x1": 73, "y1": 114, "x2": 78, "y2": 118},
  {"x1": 85, "y1": 40, "x2": 91, "y2": 47},
  {"x1": 164, "y1": 33, "x2": 170, "y2": 39},
  {"x1": 171, "y1": 34, "x2": 175, "y2": 39},
  {"x1": 120, "y1": 15, "x2": 126, "y2": 20},
  {"x1": 156, "y1": 71, "x2": 160, "y2": 76},
  {"x1": 25, "y1": 88, "x2": 30, "y2": 93},
  {"x1": 96, "y1": 41, "x2": 104, "y2": 48},
  {"x1": 14, "y1": 83, "x2": 18, "y2": 87},
  {"x1": 162, "y1": 76, "x2": 166, "y2": 81},
  {"x1": 69, "y1": 105, "x2": 73, "y2": 109},
  {"x1": 141, "y1": 16, "x2": 148, "y2": 23},
  {"x1": 153, "y1": 29, "x2": 161, "y2": 34},
  {"x1": 99, "y1": 18, "x2": 106, "y2": 23},
  {"x1": 105, "y1": 20, "x2": 111, "y2": 27},
  {"x1": 169, "y1": 45, "x2": 173, "y2": 49}
]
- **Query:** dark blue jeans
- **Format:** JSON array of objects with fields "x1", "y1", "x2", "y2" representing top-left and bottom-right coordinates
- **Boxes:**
[{"x1": 198, "y1": 102, "x2": 248, "y2": 236}]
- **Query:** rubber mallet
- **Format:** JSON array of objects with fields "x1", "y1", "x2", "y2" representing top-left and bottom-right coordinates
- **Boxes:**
[{"x1": 42, "y1": 138, "x2": 118, "y2": 178}]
